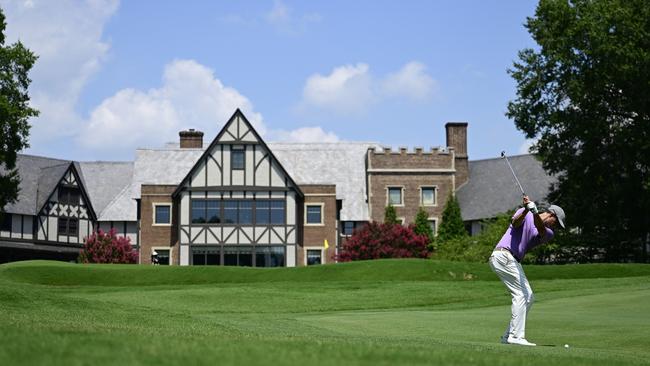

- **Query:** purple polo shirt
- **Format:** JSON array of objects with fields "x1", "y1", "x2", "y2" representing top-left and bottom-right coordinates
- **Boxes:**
[{"x1": 495, "y1": 208, "x2": 554, "y2": 262}]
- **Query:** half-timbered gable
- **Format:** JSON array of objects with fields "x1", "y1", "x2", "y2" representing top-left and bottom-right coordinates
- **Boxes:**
[
  {"x1": 173, "y1": 109, "x2": 304, "y2": 267},
  {"x1": 35, "y1": 163, "x2": 96, "y2": 245}
]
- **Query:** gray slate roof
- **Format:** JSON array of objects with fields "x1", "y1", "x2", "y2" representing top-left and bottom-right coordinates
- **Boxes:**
[
  {"x1": 2, "y1": 154, "x2": 133, "y2": 220},
  {"x1": 110, "y1": 143, "x2": 380, "y2": 222},
  {"x1": 2, "y1": 155, "x2": 69, "y2": 215},
  {"x1": 456, "y1": 154, "x2": 557, "y2": 221},
  {"x1": 270, "y1": 142, "x2": 380, "y2": 221}
]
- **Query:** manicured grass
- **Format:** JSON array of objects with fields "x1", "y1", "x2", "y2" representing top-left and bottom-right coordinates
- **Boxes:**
[{"x1": 0, "y1": 259, "x2": 649, "y2": 365}]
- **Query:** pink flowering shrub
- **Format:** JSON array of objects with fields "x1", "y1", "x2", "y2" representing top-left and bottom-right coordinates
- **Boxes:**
[
  {"x1": 336, "y1": 222, "x2": 430, "y2": 262},
  {"x1": 78, "y1": 228, "x2": 138, "y2": 264}
]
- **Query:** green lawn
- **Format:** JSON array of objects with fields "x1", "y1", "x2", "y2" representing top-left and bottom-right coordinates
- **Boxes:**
[{"x1": 0, "y1": 259, "x2": 649, "y2": 366}]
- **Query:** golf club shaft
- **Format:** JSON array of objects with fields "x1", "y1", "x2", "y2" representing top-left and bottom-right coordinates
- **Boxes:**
[{"x1": 501, "y1": 152, "x2": 526, "y2": 196}]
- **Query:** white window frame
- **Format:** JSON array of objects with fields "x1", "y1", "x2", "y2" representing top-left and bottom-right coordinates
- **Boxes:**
[
  {"x1": 419, "y1": 186, "x2": 438, "y2": 207},
  {"x1": 151, "y1": 246, "x2": 173, "y2": 265},
  {"x1": 386, "y1": 186, "x2": 405, "y2": 207},
  {"x1": 152, "y1": 203, "x2": 172, "y2": 226},
  {"x1": 397, "y1": 217, "x2": 406, "y2": 226},
  {"x1": 304, "y1": 203, "x2": 324, "y2": 226},
  {"x1": 428, "y1": 217, "x2": 438, "y2": 236},
  {"x1": 304, "y1": 246, "x2": 325, "y2": 265}
]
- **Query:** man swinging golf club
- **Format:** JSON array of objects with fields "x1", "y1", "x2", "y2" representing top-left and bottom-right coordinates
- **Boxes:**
[{"x1": 489, "y1": 152, "x2": 566, "y2": 346}]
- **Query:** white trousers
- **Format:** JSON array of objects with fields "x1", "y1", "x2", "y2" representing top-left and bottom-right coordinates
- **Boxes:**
[{"x1": 488, "y1": 250, "x2": 534, "y2": 339}]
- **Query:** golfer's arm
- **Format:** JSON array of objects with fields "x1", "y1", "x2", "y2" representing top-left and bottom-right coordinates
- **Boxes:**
[{"x1": 512, "y1": 209, "x2": 528, "y2": 228}]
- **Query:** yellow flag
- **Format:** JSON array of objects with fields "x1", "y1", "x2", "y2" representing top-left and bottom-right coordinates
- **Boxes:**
[{"x1": 324, "y1": 239, "x2": 329, "y2": 249}]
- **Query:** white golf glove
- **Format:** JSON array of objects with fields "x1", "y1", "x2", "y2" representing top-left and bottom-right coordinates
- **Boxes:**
[{"x1": 525, "y1": 201, "x2": 538, "y2": 214}]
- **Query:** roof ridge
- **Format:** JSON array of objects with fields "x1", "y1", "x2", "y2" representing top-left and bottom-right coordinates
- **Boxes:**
[{"x1": 470, "y1": 153, "x2": 536, "y2": 163}]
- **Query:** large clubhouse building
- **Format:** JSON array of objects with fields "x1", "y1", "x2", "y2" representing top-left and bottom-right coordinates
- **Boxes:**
[{"x1": 0, "y1": 110, "x2": 554, "y2": 266}]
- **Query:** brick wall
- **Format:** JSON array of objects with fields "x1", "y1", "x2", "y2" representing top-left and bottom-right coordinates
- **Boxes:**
[
  {"x1": 140, "y1": 185, "x2": 179, "y2": 265},
  {"x1": 367, "y1": 148, "x2": 455, "y2": 229},
  {"x1": 298, "y1": 184, "x2": 338, "y2": 266}
]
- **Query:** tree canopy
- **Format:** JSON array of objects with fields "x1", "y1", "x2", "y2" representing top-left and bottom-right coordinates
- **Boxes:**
[
  {"x1": 0, "y1": 8, "x2": 38, "y2": 211},
  {"x1": 507, "y1": 0, "x2": 650, "y2": 261}
]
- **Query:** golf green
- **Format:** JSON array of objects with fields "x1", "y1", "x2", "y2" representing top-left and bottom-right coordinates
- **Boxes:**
[{"x1": 0, "y1": 259, "x2": 648, "y2": 365}]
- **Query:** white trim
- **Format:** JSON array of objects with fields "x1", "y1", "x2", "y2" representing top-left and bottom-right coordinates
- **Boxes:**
[
  {"x1": 304, "y1": 246, "x2": 325, "y2": 265},
  {"x1": 151, "y1": 246, "x2": 173, "y2": 265},
  {"x1": 152, "y1": 203, "x2": 172, "y2": 226},
  {"x1": 386, "y1": 186, "x2": 404, "y2": 207},
  {"x1": 304, "y1": 193, "x2": 337, "y2": 197},
  {"x1": 368, "y1": 168, "x2": 456, "y2": 173},
  {"x1": 419, "y1": 185, "x2": 438, "y2": 207},
  {"x1": 397, "y1": 217, "x2": 406, "y2": 225},
  {"x1": 304, "y1": 203, "x2": 325, "y2": 226}
]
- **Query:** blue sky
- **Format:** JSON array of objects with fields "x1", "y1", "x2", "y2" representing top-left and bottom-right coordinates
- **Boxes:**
[{"x1": 2, "y1": 0, "x2": 538, "y2": 162}]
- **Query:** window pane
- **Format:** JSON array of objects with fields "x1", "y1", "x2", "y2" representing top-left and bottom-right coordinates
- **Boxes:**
[
  {"x1": 224, "y1": 248, "x2": 237, "y2": 266},
  {"x1": 223, "y1": 201, "x2": 237, "y2": 224},
  {"x1": 156, "y1": 250, "x2": 170, "y2": 265},
  {"x1": 239, "y1": 201, "x2": 253, "y2": 224},
  {"x1": 306, "y1": 205, "x2": 322, "y2": 224},
  {"x1": 389, "y1": 188, "x2": 402, "y2": 205},
  {"x1": 68, "y1": 218, "x2": 78, "y2": 235},
  {"x1": 232, "y1": 150, "x2": 245, "y2": 170},
  {"x1": 58, "y1": 218, "x2": 68, "y2": 235},
  {"x1": 255, "y1": 200, "x2": 270, "y2": 224},
  {"x1": 206, "y1": 253, "x2": 220, "y2": 265},
  {"x1": 270, "y1": 201, "x2": 285, "y2": 225},
  {"x1": 69, "y1": 190, "x2": 80, "y2": 206},
  {"x1": 193, "y1": 253, "x2": 206, "y2": 265},
  {"x1": 343, "y1": 221, "x2": 354, "y2": 235},
  {"x1": 155, "y1": 205, "x2": 171, "y2": 224},
  {"x1": 191, "y1": 200, "x2": 206, "y2": 224},
  {"x1": 1, "y1": 214, "x2": 11, "y2": 231},
  {"x1": 307, "y1": 250, "x2": 322, "y2": 265},
  {"x1": 422, "y1": 188, "x2": 435, "y2": 205},
  {"x1": 238, "y1": 247, "x2": 253, "y2": 267},
  {"x1": 428, "y1": 220, "x2": 436, "y2": 235},
  {"x1": 206, "y1": 200, "x2": 221, "y2": 223}
]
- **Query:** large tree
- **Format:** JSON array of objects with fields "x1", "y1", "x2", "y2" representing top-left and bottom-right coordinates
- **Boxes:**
[
  {"x1": 507, "y1": 0, "x2": 650, "y2": 261},
  {"x1": 0, "y1": 8, "x2": 38, "y2": 211}
]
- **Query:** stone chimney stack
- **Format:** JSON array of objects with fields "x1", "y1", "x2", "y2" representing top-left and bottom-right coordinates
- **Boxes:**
[
  {"x1": 445, "y1": 122, "x2": 469, "y2": 188},
  {"x1": 179, "y1": 129, "x2": 204, "y2": 148}
]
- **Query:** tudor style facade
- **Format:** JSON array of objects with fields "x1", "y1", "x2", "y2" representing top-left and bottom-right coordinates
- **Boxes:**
[{"x1": 4, "y1": 109, "x2": 532, "y2": 267}]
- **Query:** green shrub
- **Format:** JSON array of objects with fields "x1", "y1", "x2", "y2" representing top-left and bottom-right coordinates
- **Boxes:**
[
  {"x1": 435, "y1": 212, "x2": 512, "y2": 262},
  {"x1": 384, "y1": 205, "x2": 398, "y2": 225}
]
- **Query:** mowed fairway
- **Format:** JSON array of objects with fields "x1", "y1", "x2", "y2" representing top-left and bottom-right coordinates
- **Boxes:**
[{"x1": 0, "y1": 260, "x2": 649, "y2": 366}]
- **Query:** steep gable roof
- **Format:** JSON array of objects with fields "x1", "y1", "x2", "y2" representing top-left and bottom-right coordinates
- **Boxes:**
[
  {"x1": 1, "y1": 155, "x2": 68, "y2": 215},
  {"x1": 456, "y1": 154, "x2": 557, "y2": 221},
  {"x1": 172, "y1": 109, "x2": 304, "y2": 198}
]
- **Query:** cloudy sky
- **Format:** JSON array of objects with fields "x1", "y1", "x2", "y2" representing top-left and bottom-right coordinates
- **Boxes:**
[{"x1": 2, "y1": 0, "x2": 538, "y2": 161}]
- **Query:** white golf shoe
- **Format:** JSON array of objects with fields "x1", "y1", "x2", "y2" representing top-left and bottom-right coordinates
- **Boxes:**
[{"x1": 506, "y1": 336, "x2": 536, "y2": 346}]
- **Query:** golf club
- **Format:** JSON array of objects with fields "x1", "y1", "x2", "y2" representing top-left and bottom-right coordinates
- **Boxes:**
[{"x1": 501, "y1": 151, "x2": 525, "y2": 196}]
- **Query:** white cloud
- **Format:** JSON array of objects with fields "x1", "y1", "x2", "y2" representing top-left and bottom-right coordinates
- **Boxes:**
[
  {"x1": 267, "y1": 126, "x2": 340, "y2": 143},
  {"x1": 302, "y1": 63, "x2": 375, "y2": 114},
  {"x1": 266, "y1": 0, "x2": 291, "y2": 26},
  {"x1": 79, "y1": 59, "x2": 265, "y2": 150},
  {"x1": 301, "y1": 61, "x2": 437, "y2": 114},
  {"x1": 2, "y1": 0, "x2": 120, "y2": 144},
  {"x1": 381, "y1": 61, "x2": 437, "y2": 101}
]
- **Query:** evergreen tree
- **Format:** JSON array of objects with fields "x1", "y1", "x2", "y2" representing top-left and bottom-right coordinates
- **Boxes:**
[
  {"x1": 414, "y1": 206, "x2": 434, "y2": 244},
  {"x1": 0, "y1": 8, "x2": 39, "y2": 211},
  {"x1": 384, "y1": 205, "x2": 398, "y2": 225},
  {"x1": 437, "y1": 194, "x2": 467, "y2": 242}
]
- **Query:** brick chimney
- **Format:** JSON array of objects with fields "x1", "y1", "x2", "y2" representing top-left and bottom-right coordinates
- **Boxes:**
[
  {"x1": 445, "y1": 122, "x2": 468, "y2": 188},
  {"x1": 179, "y1": 129, "x2": 204, "y2": 148}
]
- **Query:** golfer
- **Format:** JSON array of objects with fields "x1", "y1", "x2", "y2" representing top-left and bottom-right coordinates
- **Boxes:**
[{"x1": 489, "y1": 195, "x2": 565, "y2": 346}]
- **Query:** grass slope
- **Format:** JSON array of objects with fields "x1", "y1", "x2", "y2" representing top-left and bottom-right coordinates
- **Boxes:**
[{"x1": 0, "y1": 259, "x2": 649, "y2": 366}]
